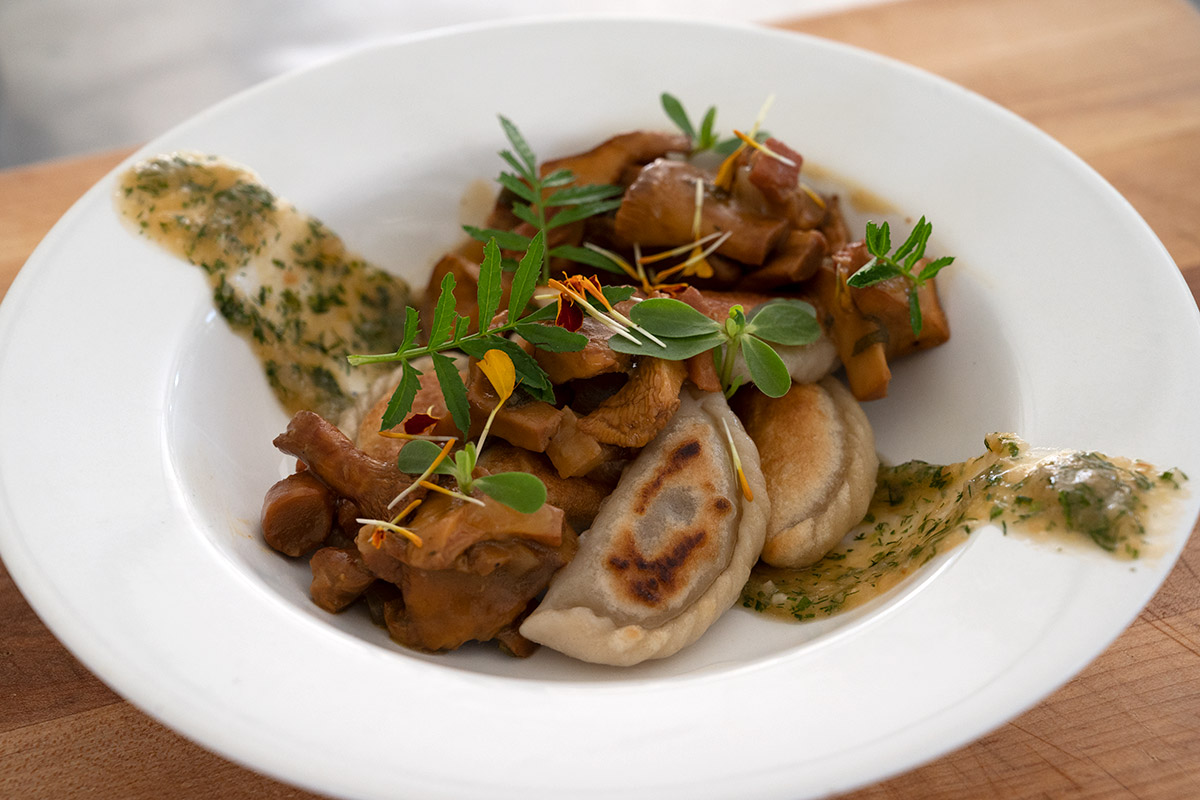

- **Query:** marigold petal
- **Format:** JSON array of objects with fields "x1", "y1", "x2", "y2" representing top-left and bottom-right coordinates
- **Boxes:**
[{"x1": 478, "y1": 349, "x2": 516, "y2": 402}]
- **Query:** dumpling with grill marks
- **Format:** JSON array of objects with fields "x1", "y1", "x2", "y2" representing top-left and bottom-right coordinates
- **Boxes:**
[{"x1": 520, "y1": 386, "x2": 769, "y2": 666}]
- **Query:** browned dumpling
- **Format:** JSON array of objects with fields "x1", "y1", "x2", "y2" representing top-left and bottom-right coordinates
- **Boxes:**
[{"x1": 520, "y1": 387, "x2": 769, "y2": 666}]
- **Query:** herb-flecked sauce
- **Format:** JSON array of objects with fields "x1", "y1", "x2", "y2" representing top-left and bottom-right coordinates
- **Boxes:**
[
  {"x1": 742, "y1": 433, "x2": 1186, "y2": 621},
  {"x1": 115, "y1": 153, "x2": 410, "y2": 423}
]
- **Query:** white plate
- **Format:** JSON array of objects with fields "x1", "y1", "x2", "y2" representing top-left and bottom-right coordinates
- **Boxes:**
[{"x1": 1, "y1": 17, "x2": 1197, "y2": 800}]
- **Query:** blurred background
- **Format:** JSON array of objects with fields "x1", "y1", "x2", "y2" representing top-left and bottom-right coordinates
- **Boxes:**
[{"x1": 0, "y1": 0, "x2": 886, "y2": 169}]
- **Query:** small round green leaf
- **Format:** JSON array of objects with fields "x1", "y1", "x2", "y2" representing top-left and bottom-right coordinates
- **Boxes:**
[
  {"x1": 473, "y1": 472, "x2": 547, "y2": 514},
  {"x1": 396, "y1": 439, "x2": 454, "y2": 476},
  {"x1": 741, "y1": 334, "x2": 792, "y2": 398},
  {"x1": 629, "y1": 298, "x2": 721, "y2": 336},
  {"x1": 746, "y1": 300, "x2": 821, "y2": 346}
]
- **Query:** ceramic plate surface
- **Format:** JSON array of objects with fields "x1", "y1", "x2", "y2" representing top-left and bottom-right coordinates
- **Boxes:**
[{"x1": 1, "y1": 17, "x2": 1198, "y2": 800}]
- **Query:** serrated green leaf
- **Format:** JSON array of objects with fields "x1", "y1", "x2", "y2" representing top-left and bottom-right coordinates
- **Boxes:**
[
  {"x1": 847, "y1": 258, "x2": 905, "y2": 288},
  {"x1": 629, "y1": 297, "x2": 722, "y2": 336},
  {"x1": 549, "y1": 245, "x2": 625, "y2": 274},
  {"x1": 514, "y1": 321, "x2": 588, "y2": 352},
  {"x1": 917, "y1": 255, "x2": 955, "y2": 283},
  {"x1": 544, "y1": 183, "x2": 624, "y2": 207},
  {"x1": 379, "y1": 362, "x2": 422, "y2": 431},
  {"x1": 608, "y1": 329, "x2": 724, "y2": 360},
  {"x1": 510, "y1": 201, "x2": 540, "y2": 228},
  {"x1": 742, "y1": 334, "x2": 792, "y2": 397},
  {"x1": 431, "y1": 352, "x2": 470, "y2": 436},
  {"x1": 428, "y1": 272, "x2": 457, "y2": 347},
  {"x1": 546, "y1": 198, "x2": 623, "y2": 229},
  {"x1": 540, "y1": 169, "x2": 575, "y2": 188},
  {"x1": 476, "y1": 239, "x2": 503, "y2": 332},
  {"x1": 496, "y1": 172, "x2": 536, "y2": 203},
  {"x1": 396, "y1": 438, "x2": 456, "y2": 476},
  {"x1": 462, "y1": 225, "x2": 532, "y2": 251},
  {"x1": 601, "y1": 285, "x2": 637, "y2": 305},
  {"x1": 473, "y1": 472, "x2": 547, "y2": 514},
  {"x1": 520, "y1": 302, "x2": 559, "y2": 323},
  {"x1": 661, "y1": 93, "x2": 695, "y2": 140},
  {"x1": 908, "y1": 289, "x2": 924, "y2": 337},
  {"x1": 498, "y1": 150, "x2": 533, "y2": 182},
  {"x1": 499, "y1": 116, "x2": 537, "y2": 175},
  {"x1": 893, "y1": 216, "x2": 927, "y2": 262},
  {"x1": 459, "y1": 336, "x2": 556, "y2": 403},
  {"x1": 508, "y1": 230, "x2": 543, "y2": 318},
  {"x1": 398, "y1": 305, "x2": 420, "y2": 352},
  {"x1": 746, "y1": 300, "x2": 821, "y2": 345},
  {"x1": 902, "y1": 220, "x2": 933, "y2": 270}
]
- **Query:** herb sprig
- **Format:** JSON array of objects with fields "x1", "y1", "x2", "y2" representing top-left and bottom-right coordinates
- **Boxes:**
[
  {"x1": 347, "y1": 233, "x2": 588, "y2": 430},
  {"x1": 660, "y1": 92, "x2": 769, "y2": 156},
  {"x1": 464, "y1": 117, "x2": 626, "y2": 282},
  {"x1": 607, "y1": 297, "x2": 821, "y2": 397},
  {"x1": 846, "y1": 217, "x2": 954, "y2": 336}
]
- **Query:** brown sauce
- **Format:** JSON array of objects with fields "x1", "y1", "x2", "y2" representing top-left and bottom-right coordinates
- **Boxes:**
[
  {"x1": 115, "y1": 152, "x2": 411, "y2": 423},
  {"x1": 742, "y1": 433, "x2": 1186, "y2": 621}
]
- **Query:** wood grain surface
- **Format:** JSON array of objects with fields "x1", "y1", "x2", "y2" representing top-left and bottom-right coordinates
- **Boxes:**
[{"x1": 1, "y1": 0, "x2": 1198, "y2": 797}]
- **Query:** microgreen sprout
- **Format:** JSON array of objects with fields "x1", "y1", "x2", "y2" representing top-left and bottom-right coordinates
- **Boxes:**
[{"x1": 846, "y1": 217, "x2": 955, "y2": 336}]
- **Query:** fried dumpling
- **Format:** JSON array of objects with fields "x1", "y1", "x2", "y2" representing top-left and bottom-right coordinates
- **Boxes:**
[
  {"x1": 733, "y1": 376, "x2": 877, "y2": 568},
  {"x1": 520, "y1": 387, "x2": 769, "y2": 666}
]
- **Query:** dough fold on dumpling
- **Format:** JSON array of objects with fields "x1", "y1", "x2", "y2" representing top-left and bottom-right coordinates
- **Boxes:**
[
  {"x1": 733, "y1": 376, "x2": 877, "y2": 568},
  {"x1": 520, "y1": 387, "x2": 769, "y2": 666}
]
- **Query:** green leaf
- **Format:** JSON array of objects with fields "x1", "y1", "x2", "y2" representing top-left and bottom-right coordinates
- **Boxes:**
[
  {"x1": 398, "y1": 305, "x2": 420, "y2": 352},
  {"x1": 459, "y1": 336, "x2": 556, "y2": 403},
  {"x1": 508, "y1": 230, "x2": 544, "y2": 318},
  {"x1": 893, "y1": 216, "x2": 927, "y2": 262},
  {"x1": 549, "y1": 245, "x2": 625, "y2": 274},
  {"x1": 917, "y1": 255, "x2": 954, "y2": 283},
  {"x1": 473, "y1": 472, "x2": 547, "y2": 514},
  {"x1": 908, "y1": 290, "x2": 924, "y2": 337},
  {"x1": 428, "y1": 272, "x2": 457, "y2": 347},
  {"x1": 661, "y1": 93, "x2": 695, "y2": 140},
  {"x1": 629, "y1": 297, "x2": 722, "y2": 336},
  {"x1": 903, "y1": 220, "x2": 933, "y2": 270},
  {"x1": 746, "y1": 300, "x2": 821, "y2": 345},
  {"x1": 865, "y1": 220, "x2": 891, "y2": 258},
  {"x1": 379, "y1": 362, "x2": 422, "y2": 431},
  {"x1": 520, "y1": 302, "x2": 559, "y2": 323},
  {"x1": 546, "y1": 198, "x2": 623, "y2": 229},
  {"x1": 498, "y1": 150, "x2": 533, "y2": 182},
  {"x1": 514, "y1": 321, "x2": 588, "y2": 352},
  {"x1": 602, "y1": 285, "x2": 637, "y2": 306},
  {"x1": 396, "y1": 439, "x2": 456, "y2": 476},
  {"x1": 510, "y1": 201, "x2": 540, "y2": 228},
  {"x1": 499, "y1": 116, "x2": 537, "y2": 176},
  {"x1": 540, "y1": 169, "x2": 575, "y2": 188},
  {"x1": 462, "y1": 225, "x2": 531, "y2": 251},
  {"x1": 496, "y1": 172, "x2": 536, "y2": 203},
  {"x1": 545, "y1": 183, "x2": 623, "y2": 207},
  {"x1": 431, "y1": 352, "x2": 470, "y2": 435},
  {"x1": 608, "y1": 329, "x2": 724, "y2": 360},
  {"x1": 476, "y1": 239, "x2": 503, "y2": 332},
  {"x1": 847, "y1": 258, "x2": 905, "y2": 288},
  {"x1": 698, "y1": 106, "x2": 717, "y2": 150},
  {"x1": 741, "y1": 335, "x2": 792, "y2": 397}
]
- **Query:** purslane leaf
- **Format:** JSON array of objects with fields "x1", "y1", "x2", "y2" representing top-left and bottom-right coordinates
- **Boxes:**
[
  {"x1": 741, "y1": 334, "x2": 792, "y2": 397},
  {"x1": 473, "y1": 472, "x2": 547, "y2": 514},
  {"x1": 746, "y1": 300, "x2": 821, "y2": 345},
  {"x1": 698, "y1": 106, "x2": 717, "y2": 149},
  {"x1": 629, "y1": 297, "x2": 722, "y2": 336},
  {"x1": 608, "y1": 329, "x2": 724, "y2": 360},
  {"x1": 379, "y1": 361, "x2": 422, "y2": 431},
  {"x1": 601, "y1": 286, "x2": 637, "y2": 306},
  {"x1": 432, "y1": 352, "x2": 470, "y2": 436},
  {"x1": 396, "y1": 439, "x2": 456, "y2": 476}
]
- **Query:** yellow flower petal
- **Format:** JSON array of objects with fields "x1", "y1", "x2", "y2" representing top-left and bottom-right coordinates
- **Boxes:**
[{"x1": 478, "y1": 348, "x2": 516, "y2": 403}]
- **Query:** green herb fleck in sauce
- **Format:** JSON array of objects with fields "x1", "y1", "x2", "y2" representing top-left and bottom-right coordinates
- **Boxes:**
[
  {"x1": 742, "y1": 433, "x2": 1185, "y2": 622},
  {"x1": 116, "y1": 153, "x2": 410, "y2": 423}
]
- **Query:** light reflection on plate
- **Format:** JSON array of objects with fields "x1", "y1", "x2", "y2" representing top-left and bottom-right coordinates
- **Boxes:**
[{"x1": 0, "y1": 18, "x2": 1197, "y2": 800}]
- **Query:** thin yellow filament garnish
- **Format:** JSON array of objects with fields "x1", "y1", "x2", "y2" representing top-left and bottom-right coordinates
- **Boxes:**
[
  {"x1": 420, "y1": 479, "x2": 486, "y2": 507},
  {"x1": 583, "y1": 242, "x2": 653, "y2": 293},
  {"x1": 548, "y1": 277, "x2": 643, "y2": 345},
  {"x1": 636, "y1": 231, "x2": 724, "y2": 266},
  {"x1": 359, "y1": 517, "x2": 423, "y2": 548},
  {"x1": 714, "y1": 93, "x2": 777, "y2": 191},
  {"x1": 692, "y1": 177, "x2": 705, "y2": 238},
  {"x1": 732, "y1": 129, "x2": 797, "y2": 167},
  {"x1": 655, "y1": 231, "x2": 732, "y2": 280},
  {"x1": 800, "y1": 182, "x2": 826, "y2": 210},
  {"x1": 721, "y1": 418, "x2": 754, "y2": 502},
  {"x1": 388, "y1": 437, "x2": 456, "y2": 509}
]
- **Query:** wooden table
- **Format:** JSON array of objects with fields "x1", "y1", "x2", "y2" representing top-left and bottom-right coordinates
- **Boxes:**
[{"x1": 2, "y1": 0, "x2": 1198, "y2": 797}]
